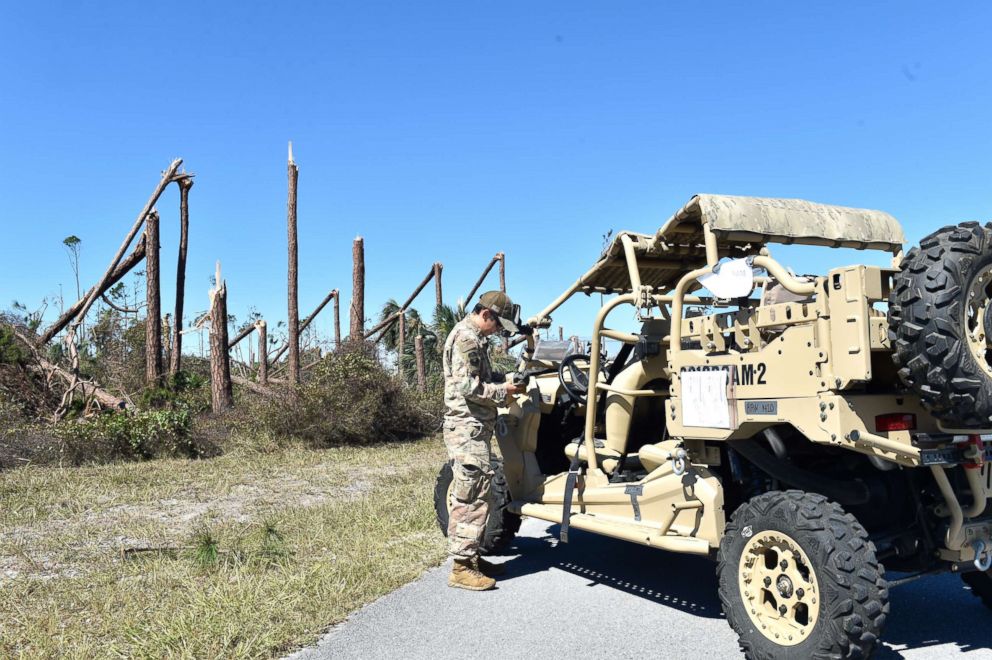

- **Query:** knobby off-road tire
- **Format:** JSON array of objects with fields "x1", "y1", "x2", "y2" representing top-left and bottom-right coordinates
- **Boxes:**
[
  {"x1": 962, "y1": 570, "x2": 992, "y2": 610},
  {"x1": 717, "y1": 490, "x2": 889, "y2": 660},
  {"x1": 889, "y1": 221, "x2": 992, "y2": 427},
  {"x1": 434, "y1": 459, "x2": 521, "y2": 555}
]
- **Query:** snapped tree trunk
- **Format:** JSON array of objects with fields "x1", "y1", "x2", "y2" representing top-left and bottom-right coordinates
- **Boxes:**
[
  {"x1": 209, "y1": 263, "x2": 233, "y2": 411},
  {"x1": 332, "y1": 289, "x2": 341, "y2": 348},
  {"x1": 163, "y1": 314, "x2": 172, "y2": 371},
  {"x1": 398, "y1": 312, "x2": 406, "y2": 367},
  {"x1": 366, "y1": 318, "x2": 397, "y2": 346},
  {"x1": 398, "y1": 266, "x2": 437, "y2": 314},
  {"x1": 350, "y1": 236, "x2": 365, "y2": 339},
  {"x1": 64, "y1": 159, "x2": 184, "y2": 350},
  {"x1": 287, "y1": 143, "x2": 301, "y2": 384},
  {"x1": 171, "y1": 176, "x2": 193, "y2": 376},
  {"x1": 415, "y1": 334, "x2": 426, "y2": 392},
  {"x1": 498, "y1": 253, "x2": 508, "y2": 352},
  {"x1": 362, "y1": 264, "x2": 436, "y2": 341},
  {"x1": 232, "y1": 374, "x2": 274, "y2": 397},
  {"x1": 40, "y1": 238, "x2": 147, "y2": 344},
  {"x1": 498, "y1": 252, "x2": 506, "y2": 292},
  {"x1": 256, "y1": 320, "x2": 268, "y2": 386},
  {"x1": 227, "y1": 323, "x2": 256, "y2": 350},
  {"x1": 14, "y1": 329, "x2": 123, "y2": 411},
  {"x1": 464, "y1": 253, "x2": 501, "y2": 311},
  {"x1": 145, "y1": 209, "x2": 163, "y2": 385},
  {"x1": 433, "y1": 262, "x2": 443, "y2": 310},
  {"x1": 364, "y1": 311, "x2": 400, "y2": 340},
  {"x1": 268, "y1": 289, "x2": 336, "y2": 366}
]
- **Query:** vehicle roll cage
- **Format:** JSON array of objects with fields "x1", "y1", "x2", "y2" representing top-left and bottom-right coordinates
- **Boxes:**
[{"x1": 521, "y1": 196, "x2": 906, "y2": 476}]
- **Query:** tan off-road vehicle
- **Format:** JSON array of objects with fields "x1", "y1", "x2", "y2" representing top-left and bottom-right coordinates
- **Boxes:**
[{"x1": 434, "y1": 194, "x2": 992, "y2": 659}]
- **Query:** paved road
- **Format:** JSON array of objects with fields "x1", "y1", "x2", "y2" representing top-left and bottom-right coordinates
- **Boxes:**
[{"x1": 290, "y1": 518, "x2": 992, "y2": 660}]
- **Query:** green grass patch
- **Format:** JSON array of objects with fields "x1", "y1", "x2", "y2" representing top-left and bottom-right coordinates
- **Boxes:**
[{"x1": 0, "y1": 437, "x2": 448, "y2": 658}]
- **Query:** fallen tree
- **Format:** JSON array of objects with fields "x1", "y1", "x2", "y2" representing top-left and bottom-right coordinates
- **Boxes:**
[{"x1": 39, "y1": 237, "x2": 147, "y2": 344}]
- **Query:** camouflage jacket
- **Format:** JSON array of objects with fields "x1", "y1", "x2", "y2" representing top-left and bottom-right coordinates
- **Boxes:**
[{"x1": 443, "y1": 317, "x2": 507, "y2": 425}]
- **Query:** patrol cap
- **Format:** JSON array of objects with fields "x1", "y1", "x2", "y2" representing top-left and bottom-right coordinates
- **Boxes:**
[{"x1": 478, "y1": 290, "x2": 520, "y2": 333}]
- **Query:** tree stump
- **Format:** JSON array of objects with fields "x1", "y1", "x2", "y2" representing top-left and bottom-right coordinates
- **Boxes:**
[
  {"x1": 209, "y1": 262, "x2": 233, "y2": 411},
  {"x1": 171, "y1": 176, "x2": 193, "y2": 376},
  {"x1": 415, "y1": 335, "x2": 426, "y2": 391},
  {"x1": 499, "y1": 253, "x2": 509, "y2": 352},
  {"x1": 350, "y1": 236, "x2": 365, "y2": 339},
  {"x1": 398, "y1": 311, "x2": 406, "y2": 363},
  {"x1": 434, "y1": 262, "x2": 443, "y2": 309},
  {"x1": 498, "y1": 252, "x2": 506, "y2": 292},
  {"x1": 145, "y1": 209, "x2": 163, "y2": 385},
  {"x1": 163, "y1": 314, "x2": 172, "y2": 373},
  {"x1": 287, "y1": 143, "x2": 301, "y2": 384},
  {"x1": 332, "y1": 289, "x2": 341, "y2": 348},
  {"x1": 256, "y1": 320, "x2": 268, "y2": 386}
]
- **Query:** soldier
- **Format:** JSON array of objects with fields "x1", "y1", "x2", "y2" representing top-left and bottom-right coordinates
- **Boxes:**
[{"x1": 443, "y1": 290, "x2": 524, "y2": 591}]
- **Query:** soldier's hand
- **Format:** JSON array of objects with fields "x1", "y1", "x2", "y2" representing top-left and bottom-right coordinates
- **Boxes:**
[{"x1": 505, "y1": 383, "x2": 525, "y2": 396}]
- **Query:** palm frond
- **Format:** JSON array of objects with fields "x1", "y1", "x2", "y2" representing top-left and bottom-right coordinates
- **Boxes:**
[{"x1": 378, "y1": 299, "x2": 401, "y2": 351}]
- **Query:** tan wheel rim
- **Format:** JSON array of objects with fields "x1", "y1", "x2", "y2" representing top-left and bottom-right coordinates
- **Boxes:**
[
  {"x1": 446, "y1": 479, "x2": 455, "y2": 517},
  {"x1": 738, "y1": 529, "x2": 821, "y2": 646},
  {"x1": 965, "y1": 266, "x2": 992, "y2": 377}
]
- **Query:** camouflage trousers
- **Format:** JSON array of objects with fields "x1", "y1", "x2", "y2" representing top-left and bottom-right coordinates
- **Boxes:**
[{"x1": 443, "y1": 419, "x2": 495, "y2": 560}]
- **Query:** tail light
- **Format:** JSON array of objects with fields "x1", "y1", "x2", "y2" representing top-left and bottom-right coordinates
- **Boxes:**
[{"x1": 875, "y1": 413, "x2": 917, "y2": 432}]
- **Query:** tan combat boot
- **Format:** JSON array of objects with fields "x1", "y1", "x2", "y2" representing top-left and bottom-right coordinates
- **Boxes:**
[
  {"x1": 475, "y1": 555, "x2": 506, "y2": 577},
  {"x1": 448, "y1": 558, "x2": 496, "y2": 591}
]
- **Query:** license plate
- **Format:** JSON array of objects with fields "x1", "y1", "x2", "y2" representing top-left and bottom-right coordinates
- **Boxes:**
[
  {"x1": 920, "y1": 445, "x2": 992, "y2": 466},
  {"x1": 744, "y1": 400, "x2": 778, "y2": 415}
]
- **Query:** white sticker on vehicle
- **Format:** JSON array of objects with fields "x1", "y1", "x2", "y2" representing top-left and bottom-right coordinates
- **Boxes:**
[
  {"x1": 698, "y1": 258, "x2": 755, "y2": 299},
  {"x1": 680, "y1": 368, "x2": 733, "y2": 429}
]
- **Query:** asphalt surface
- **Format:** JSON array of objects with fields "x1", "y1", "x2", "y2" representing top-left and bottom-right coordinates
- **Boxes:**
[{"x1": 289, "y1": 518, "x2": 992, "y2": 660}]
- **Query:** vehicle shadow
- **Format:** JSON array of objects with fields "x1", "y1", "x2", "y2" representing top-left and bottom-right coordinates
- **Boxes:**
[
  {"x1": 495, "y1": 522, "x2": 725, "y2": 620},
  {"x1": 874, "y1": 573, "x2": 992, "y2": 658},
  {"x1": 494, "y1": 521, "x2": 992, "y2": 657}
]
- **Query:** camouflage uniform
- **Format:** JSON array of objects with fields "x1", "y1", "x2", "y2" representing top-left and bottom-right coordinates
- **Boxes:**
[{"x1": 443, "y1": 316, "x2": 507, "y2": 560}]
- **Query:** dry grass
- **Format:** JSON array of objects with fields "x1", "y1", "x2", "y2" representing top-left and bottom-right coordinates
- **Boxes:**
[{"x1": 0, "y1": 437, "x2": 449, "y2": 658}]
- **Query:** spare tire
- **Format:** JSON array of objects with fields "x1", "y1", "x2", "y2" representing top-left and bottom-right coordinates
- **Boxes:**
[
  {"x1": 433, "y1": 459, "x2": 521, "y2": 555},
  {"x1": 889, "y1": 222, "x2": 992, "y2": 427}
]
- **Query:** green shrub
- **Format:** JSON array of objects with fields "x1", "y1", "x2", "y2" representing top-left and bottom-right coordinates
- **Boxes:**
[
  {"x1": 54, "y1": 406, "x2": 203, "y2": 464},
  {"x1": 140, "y1": 371, "x2": 210, "y2": 413},
  {"x1": 249, "y1": 343, "x2": 440, "y2": 446},
  {"x1": 0, "y1": 399, "x2": 27, "y2": 427},
  {"x1": 0, "y1": 325, "x2": 27, "y2": 365}
]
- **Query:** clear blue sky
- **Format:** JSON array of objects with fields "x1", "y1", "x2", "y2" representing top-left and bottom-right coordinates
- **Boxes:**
[{"x1": 2, "y1": 2, "x2": 991, "y2": 344}]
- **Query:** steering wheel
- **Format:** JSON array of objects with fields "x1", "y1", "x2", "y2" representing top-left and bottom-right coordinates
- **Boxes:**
[{"x1": 558, "y1": 354, "x2": 592, "y2": 403}]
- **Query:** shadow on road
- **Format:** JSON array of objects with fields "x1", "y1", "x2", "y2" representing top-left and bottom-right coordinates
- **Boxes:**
[
  {"x1": 495, "y1": 523, "x2": 724, "y2": 620},
  {"x1": 874, "y1": 574, "x2": 992, "y2": 658},
  {"x1": 494, "y1": 522, "x2": 992, "y2": 657}
]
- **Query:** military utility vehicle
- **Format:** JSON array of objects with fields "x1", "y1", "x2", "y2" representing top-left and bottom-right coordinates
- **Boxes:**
[{"x1": 434, "y1": 195, "x2": 992, "y2": 659}]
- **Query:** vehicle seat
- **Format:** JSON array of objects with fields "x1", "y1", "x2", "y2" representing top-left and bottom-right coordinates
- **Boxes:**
[
  {"x1": 760, "y1": 278, "x2": 815, "y2": 306},
  {"x1": 563, "y1": 381, "x2": 668, "y2": 475},
  {"x1": 637, "y1": 443, "x2": 671, "y2": 472},
  {"x1": 563, "y1": 439, "x2": 625, "y2": 474},
  {"x1": 760, "y1": 277, "x2": 816, "y2": 333}
]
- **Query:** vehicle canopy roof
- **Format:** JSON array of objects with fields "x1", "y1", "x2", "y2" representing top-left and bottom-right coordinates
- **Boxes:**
[
  {"x1": 657, "y1": 194, "x2": 904, "y2": 253},
  {"x1": 569, "y1": 194, "x2": 905, "y2": 296}
]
